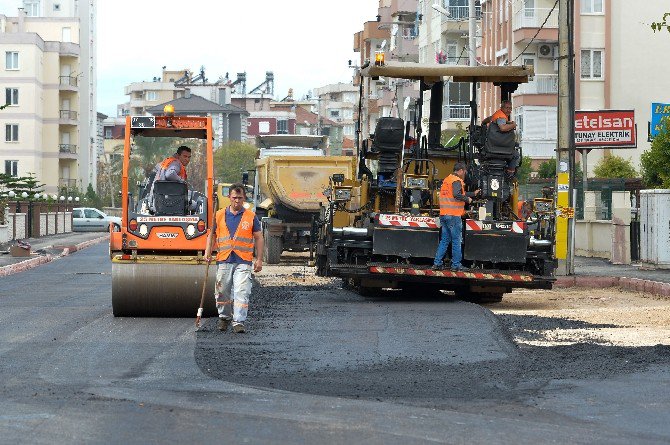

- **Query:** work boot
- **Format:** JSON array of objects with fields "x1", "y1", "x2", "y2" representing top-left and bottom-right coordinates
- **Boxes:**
[
  {"x1": 450, "y1": 265, "x2": 469, "y2": 272},
  {"x1": 217, "y1": 317, "x2": 230, "y2": 331},
  {"x1": 431, "y1": 264, "x2": 445, "y2": 271},
  {"x1": 233, "y1": 323, "x2": 246, "y2": 334}
]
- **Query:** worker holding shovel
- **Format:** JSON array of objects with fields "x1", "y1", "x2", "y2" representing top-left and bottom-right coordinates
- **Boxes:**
[{"x1": 204, "y1": 183, "x2": 263, "y2": 333}]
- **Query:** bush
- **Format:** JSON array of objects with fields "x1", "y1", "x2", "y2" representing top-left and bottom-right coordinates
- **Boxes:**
[
  {"x1": 592, "y1": 154, "x2": 637, "y2": 179},
  {"x1": 641, "y1": 118, "x2": 670, "y2": 188}
]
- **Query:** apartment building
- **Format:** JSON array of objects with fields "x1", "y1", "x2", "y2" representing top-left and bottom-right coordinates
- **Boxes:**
[
  {"x1": 417, "y1": 0, "x2": 481, "y2": 128},
  {"x1": 354, "y1": 0, "x2": 420, "y2": 139},
  {"x1": 1, "y1": 0, "x2": 96, "y2": 194},
  {"x1": 312, "y1": 83, "x2": 359, "y2": 154},
  {"x1": 480, "y1": 0, "x2": 668, "y2": 171},
  {"x1": 120, "y1": 67, "x2": 250, "y2": 146}
]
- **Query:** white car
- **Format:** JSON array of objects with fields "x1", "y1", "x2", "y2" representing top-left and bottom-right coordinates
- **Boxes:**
[{"x1": 72, "y1": 207, "x2": 121, "y2": 232}]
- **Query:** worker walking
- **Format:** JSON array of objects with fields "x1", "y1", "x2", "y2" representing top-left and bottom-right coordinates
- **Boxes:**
[
  {"x1": 433, "y1": 162, "x2": 479, "y2": 272},
  {"x1": 205, "y1": 183, "x2": 264, "y2": 333}
]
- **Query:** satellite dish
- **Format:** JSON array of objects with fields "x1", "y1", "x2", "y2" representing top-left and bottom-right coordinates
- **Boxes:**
[
  {"x1": 380, "y1": 40, "x2": 387, "y2": 50},
  {"x1": 403, "y1": 97, "x2": 411, "y2": 110}
]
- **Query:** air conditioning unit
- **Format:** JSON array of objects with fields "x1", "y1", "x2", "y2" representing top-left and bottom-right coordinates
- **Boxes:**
[{"x1": 538, "y1": 44, "x2": 553, "y2": 58}]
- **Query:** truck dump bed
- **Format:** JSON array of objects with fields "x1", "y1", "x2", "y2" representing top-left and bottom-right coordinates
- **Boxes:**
[{"x1": 256, "y1": 155, "x2": 356, "y2": 215}]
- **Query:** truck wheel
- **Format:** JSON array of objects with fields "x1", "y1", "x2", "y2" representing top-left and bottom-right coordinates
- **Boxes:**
[{"x1": 264, "y1": 233, "x2": 283, "y2": 264}]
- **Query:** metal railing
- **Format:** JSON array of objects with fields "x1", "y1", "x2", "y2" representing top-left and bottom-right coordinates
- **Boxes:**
[
  {"x1": 442, "y1": 104, "x2": 471, "y2": 120},
  {"x1": 514, "y1": 74, "x2": 558, "y2": 95},
  {"x1": 59, "y1": 110, "x2": 78, "y2": 120},
  {"x1": 59, "y1": 178, "x2": 77, "y2": 188},
  {"x1": 59, "y1": 75, "x2": 78, "y2": 87},
  {"x1": 513, "y1": 7, "x2": 559, "y2": 30},
  {"x1": 58, "y1": 144, "x2": 78, "y2": 154},
  {"x1": 436, "y1": 55, "x2": 466, "y2": 65},
  {"x1": 441, "y1": 5, "x2": 482, "y2": 22}
]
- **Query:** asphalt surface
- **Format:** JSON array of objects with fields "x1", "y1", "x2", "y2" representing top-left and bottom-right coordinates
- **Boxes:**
[{"x1": 1, "y1": 243, "x2": 670, "y2": 443}]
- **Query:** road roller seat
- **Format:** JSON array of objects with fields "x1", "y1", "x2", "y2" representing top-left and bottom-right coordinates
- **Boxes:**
[{"x1": 152, "y1": 180, "x2": 188, "y2": 216}]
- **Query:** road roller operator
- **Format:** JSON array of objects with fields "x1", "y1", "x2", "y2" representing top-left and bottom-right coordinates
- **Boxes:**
[
  {"x1": 205, "y1": 183, "x2": 264, "y2": 334},
  {"x1": 155, "y1": 145, "x2": 191, "y2": 182}
]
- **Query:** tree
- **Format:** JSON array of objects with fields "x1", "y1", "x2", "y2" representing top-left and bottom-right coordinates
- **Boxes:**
[
  {"x1": 592, "y1": 154, "x2": 637, "y2": 179},
  {"x1": 516, "y1": 156, "x2": 532, "y2": 185},
  {"x1": 213, "y1": 141, "x2": 257, "y2": 183},
  {"x1": 537, "y1": 158, "x2": 556, "y2": 179},
  {"x1": 651, "y1": 13, "x2": 670, "y2": 33},
  {"x1": 641, "y1": 118, "x2": 670, "y2": 187},
  {"x1": 84, "y1": 183, "x2": 103, "y2": 209}
]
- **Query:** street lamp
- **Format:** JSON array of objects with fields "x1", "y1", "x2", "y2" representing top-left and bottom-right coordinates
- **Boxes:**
[
  {"x1": 59, "y1": 196, "x2": 65, "y2": 201},
  {"x1": 67, "y1": 196, "x2": 73, "y2": 202},
  {"x1": 74, "y1": 197, "x2": 80, "y2": 203},
  {"x1": 8, "y1": 191, "x2": 15, "y2": 198},
  {"x1": 21, "y1": 192, "x2": 28, "y2": 199}
]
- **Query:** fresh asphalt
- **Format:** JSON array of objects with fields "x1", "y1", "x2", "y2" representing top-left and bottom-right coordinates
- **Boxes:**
[{"x1": 1, "y1": 243, "x2": 669, "y2": 444}]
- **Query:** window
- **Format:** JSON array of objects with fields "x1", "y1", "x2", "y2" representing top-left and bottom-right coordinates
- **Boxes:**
[
  {"x1": 5, "y1": 52, "x2": 18, "y2": 70},
  {"x1": 277, "y1": 119, "x2": 288, "y2": 134},
  {"x1": 53, "y1": 3, "x2": 61, "y2": 11},
  {"x1": 581, "y1": 0, "x2": 603, "y2": 14},
  {"x1": 581, "y1": 49, "x2": 603, "y2": 79},
  {"x1": 25, "y1": 1, "x2": 39, "y2": 16},
  {"x1": 72, "y1": 209, "x2": 83, "y2": 218},
  {"x1": 104, "y1": 128, "x2": 112, "y2": 139},
  {"x1": 84, "y1": 209, "x2": 102, "y2": 219},
  {"x1": 5, "y1": 88, "x2": 18, "y2": 106},
  {"x1": 329, "y1": 110, "x2": 340, "y2": 118},
  {"x1": 343, "y1": 125, "x2": 354, "y2": 136},
  {"x1": 258, "y1": 121, "x2": 270, "y2": 133},
  {"x1": 146, "y1": 91, "x2": 158, "y2": 101},
  {"x1": 62, "y1": 27, "x2": 71, "y2": 42},
  {"x1": 5, "y1": 124, "x2": 18, "y2": 142},
  {"x1": 5, "y1": 160, "x2": 18, "y2": 176}
]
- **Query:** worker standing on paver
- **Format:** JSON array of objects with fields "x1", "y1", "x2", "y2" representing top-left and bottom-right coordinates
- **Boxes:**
[
  {"x1": 433, "y1": 162, "x2": 479, "y2": 271},
  {"x1": 205, "y1": 183, "x2": 263, "y2": 333}
]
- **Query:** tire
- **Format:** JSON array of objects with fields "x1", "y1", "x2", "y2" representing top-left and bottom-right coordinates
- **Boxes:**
[{"x1": 263, "y1": 232, "x2": 283, "y2": 264}]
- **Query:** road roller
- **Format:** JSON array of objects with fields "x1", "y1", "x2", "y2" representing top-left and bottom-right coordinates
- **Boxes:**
[{"x1": 110, "y1": 111, "x2": 217, "y2": 317}]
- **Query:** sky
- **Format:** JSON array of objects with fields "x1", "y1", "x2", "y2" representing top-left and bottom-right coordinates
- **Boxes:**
[{"x1": 0, "y1": 0, "x2": 380, "y2": 116}]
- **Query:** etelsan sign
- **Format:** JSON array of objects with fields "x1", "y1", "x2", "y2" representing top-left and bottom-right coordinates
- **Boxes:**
[{"x1": 574, "y1": 110, "x2": 637, "y2": 148}]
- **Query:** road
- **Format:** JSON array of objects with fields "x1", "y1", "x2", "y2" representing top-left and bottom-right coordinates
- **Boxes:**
[{"x1": 1, "y1": 244, "x2": 670, "y2": 444}]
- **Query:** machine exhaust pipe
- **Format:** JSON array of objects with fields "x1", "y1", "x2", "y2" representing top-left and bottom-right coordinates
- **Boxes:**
[{"x1": 332, "y1": 227, "x2": 370, "y2": 239}]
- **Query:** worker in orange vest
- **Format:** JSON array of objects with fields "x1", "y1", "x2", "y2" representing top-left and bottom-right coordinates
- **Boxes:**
[
  {"x1": 155, "y1": 145, "x2": 191, "y2": 182},
  {"x1": 432, "y1": 162, "x2": 480, "y2": 272},
  {"x1": 482, "y1": 100, "x2": 521, "y2": 176},
  {"x1": 205, "y1": 183, "x2": 264, "y2": 334}
]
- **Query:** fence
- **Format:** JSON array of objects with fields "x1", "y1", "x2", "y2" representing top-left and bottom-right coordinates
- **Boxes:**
[{"x1": 0, "y1": 202, "x2": 73, "y2": 244}]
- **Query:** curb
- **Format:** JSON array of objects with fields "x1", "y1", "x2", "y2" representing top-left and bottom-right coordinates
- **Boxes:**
[
  {"x1": 555, "y1": 275, "x2": 670, "y2": 297},
  {"x1": 0, "y1": 234, "x2": 109, "y2": 277}
]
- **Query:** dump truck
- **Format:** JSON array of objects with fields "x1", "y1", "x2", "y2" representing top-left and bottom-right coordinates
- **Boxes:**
[
  {"x1": 314, "y1": 60, "x2": 557, "y2": 303},
  {"x1": 253, "y1": 135, "x2": 356, "y2": 264},
  {"x1": 109, "y1": 111, "x2": 216, "y2": 316}
]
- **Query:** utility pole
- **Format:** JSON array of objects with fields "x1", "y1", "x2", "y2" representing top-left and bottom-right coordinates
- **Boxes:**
[
  {"x1": 468, "y1": 0, "x2": 476, "y2": 68},
  {"x1": 556, "y1": 0, "x2": 575, "y2": 275}
]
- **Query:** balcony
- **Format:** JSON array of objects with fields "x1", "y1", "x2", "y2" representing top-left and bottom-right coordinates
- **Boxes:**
[
  {"x1": 440, "y1": 5, "x2": 482, "y2": 23},
  {"x1": 58, "y1": 144, "x2": 78, "y2": 159},
  {"x1": 59, "y1": 178, "x2": 77, "y2": 189},
  {"x1": 442, "y1": 104, "x2": 471, "y2": 121},
  {"x1": 59, "y1": 110, "x2": 78, "y2": 125},
  {"x1": 436, "y1": 54, "x2": 466, "y2": 65},
  {"x1": 59, "y1": 76, "x2": 78, "y2": 92},
  {"x1": 514, "y1": 74, "x2": 558, "y2": 95},
  {"x1": 513, "y1": 8, "x2": 559, "y2": 43}
]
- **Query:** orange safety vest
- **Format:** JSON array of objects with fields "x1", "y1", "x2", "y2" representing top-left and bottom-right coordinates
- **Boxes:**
[
  {"x1": 159, "y1": 156, "x2": 187, "y2": 181},
  {"x1": 439, "y1": 174, "x2": 466, "y2": 217},
  {"x1": 489, "y1": 108, "x2": 508, "y2": 127},
  {"x1": 215, "y1": 208, "x2": 256, "y2": 262}
]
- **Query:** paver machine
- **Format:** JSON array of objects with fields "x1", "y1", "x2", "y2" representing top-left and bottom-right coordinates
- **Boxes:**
[
  {"x1": 314, "y1": 60, "x2": 557, "y2": 302},
  {"x1": 110, "y1": 110, "x2": 217, "y2": 316}
]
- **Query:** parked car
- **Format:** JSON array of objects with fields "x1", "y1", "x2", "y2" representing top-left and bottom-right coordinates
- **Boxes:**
[{"x1": 72, "y1": 207, "x2": 121, "y2": 232}]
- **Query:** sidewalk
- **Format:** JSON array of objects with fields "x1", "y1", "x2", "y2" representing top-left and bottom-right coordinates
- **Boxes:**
[
  {"x1": 556, "y1": 256, "x2": 670, "y2": 297},
  {"x1": 0, "y1": 231, "x2": 109, "y2": 276}
]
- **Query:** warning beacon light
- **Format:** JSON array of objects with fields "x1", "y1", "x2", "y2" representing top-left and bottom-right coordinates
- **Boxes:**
[
  {"x1": 374, "y1": 51, "x2": 385, "y2": 66},
  {"x1": 163, "y1": 104, "x2": 175, "y2": 116}
]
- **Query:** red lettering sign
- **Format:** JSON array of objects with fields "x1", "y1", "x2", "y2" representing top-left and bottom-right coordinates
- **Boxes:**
[{"x1": 574, "y1": 110, "x2": 637, "y2": 148}]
